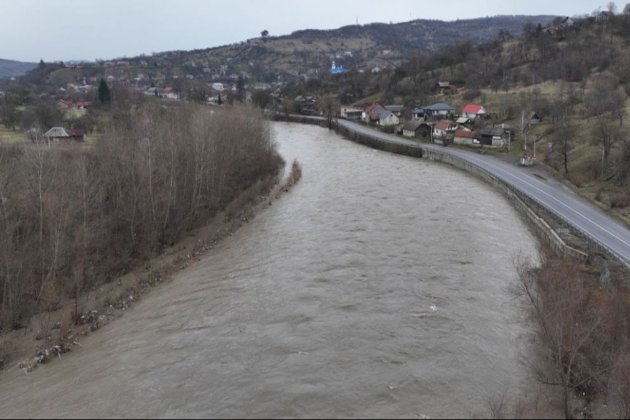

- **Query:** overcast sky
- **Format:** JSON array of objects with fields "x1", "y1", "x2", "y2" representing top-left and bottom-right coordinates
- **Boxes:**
[{"x1": 0, "y1": 0, "x2": 615, "y2": 62}]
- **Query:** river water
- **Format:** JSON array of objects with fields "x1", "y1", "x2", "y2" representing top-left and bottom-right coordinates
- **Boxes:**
[{"x1": 0, "y1": 123, "x2": 538, "y2": 418}]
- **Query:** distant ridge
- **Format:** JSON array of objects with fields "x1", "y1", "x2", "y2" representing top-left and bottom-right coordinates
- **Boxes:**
[
  {"x1": 0, "y1": 58, "x2": 37, "y2": 79},
  {"x1": 10, "y1": 15, "x2": 558, "y2": 85},
  {"x1": 140, "y1": 15, "x2": 558, "y2": 80}
]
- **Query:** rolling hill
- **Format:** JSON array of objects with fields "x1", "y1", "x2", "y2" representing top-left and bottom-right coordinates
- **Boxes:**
[
  {"x1": 124, "y1": 15, "x2": 557, "y2": 82},
  {"x1": 0, "y1": 58, "x2": 37, "y2": 79}
]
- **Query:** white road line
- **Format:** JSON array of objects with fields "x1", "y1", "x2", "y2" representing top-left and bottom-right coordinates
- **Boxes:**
[
  {"x1": 341, "y1": 121, "x2": 630, "y2": 260},
  {"x1": 459, "y1": 153, "x2": 630, "y2": 251}
]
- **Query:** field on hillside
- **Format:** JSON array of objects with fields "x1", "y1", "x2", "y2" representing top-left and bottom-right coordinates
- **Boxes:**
[{"x1": 0, "y1": 125, "x2": 28, "y2": 144}]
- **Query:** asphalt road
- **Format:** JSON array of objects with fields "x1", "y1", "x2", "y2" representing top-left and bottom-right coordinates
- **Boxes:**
[{"x1": 332, "y1": 118, "x2": 630, "y2": 267}]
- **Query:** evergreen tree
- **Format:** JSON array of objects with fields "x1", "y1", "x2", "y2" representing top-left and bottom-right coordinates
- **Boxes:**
[
  {"x1": 98, "y1": 79, "x2": 111, "y2": 105},
  {"x1": 236, "y1": 75, "x2": 246, "y2": 102}
]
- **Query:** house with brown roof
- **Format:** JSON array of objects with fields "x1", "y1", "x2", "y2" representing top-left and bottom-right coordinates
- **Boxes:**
[
  {"x1": 433, "y1": 119, "x2": 457, "y2": 140},
  {"x1": 453, "y1": 128, "x2": 479, "y2": 146}
]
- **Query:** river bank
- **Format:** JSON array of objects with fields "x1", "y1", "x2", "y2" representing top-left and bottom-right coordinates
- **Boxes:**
[
  {"x1": 0, "y1": 161, "x2": 302, "y2": 375},
  {"x1": 273, "y1": 117, "x2": 630, "y2": 418},
  {"x1": 0, "y1": 122, "x2": 541, "y2": 418}
]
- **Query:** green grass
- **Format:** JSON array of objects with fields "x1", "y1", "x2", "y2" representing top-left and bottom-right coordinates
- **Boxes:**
[
  {"x1": 0, "y1": 125, "x2": 28, "y2": 144},
  {"x1": 64, "y1": 108, "x2": 87, "y2": 119}
]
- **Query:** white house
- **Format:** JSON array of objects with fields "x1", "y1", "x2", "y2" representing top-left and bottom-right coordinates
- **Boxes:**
[
  {"x1": 384, "y1": 105, "x2": 404, "y2": 117},
  {"x1": 433, "y1": 119, "x2": 457, "y2": 139},
  {"x1": 462, "y1": 104, "x2": 488, "y2": 120},
  {"x1": 340, "y1": 107, "x2": 364, "y2": 121},
  {"x1": 375, "y1": 109, "x2": 400, "y2": 127}
]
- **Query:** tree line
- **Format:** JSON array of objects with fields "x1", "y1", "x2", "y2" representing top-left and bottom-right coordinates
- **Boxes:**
[{"x1": 0, "y1": 102, "x2": 281, "y2": 331}]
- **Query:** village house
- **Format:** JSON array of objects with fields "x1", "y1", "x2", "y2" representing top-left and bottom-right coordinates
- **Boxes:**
[
  {"x1": 478, "y1": 127, "x2": 510, "y2": 148},
  {"x1": 433, "y1": 119, "x2": 457, "y2": 140},
  {"x1": 373, "y1": 108, "x2": 399, "y2": 127},
  {"x1": 402, "y1": 120, "x2": 433, "y2": 139},
  {"x1": 294, "y1": 95, "x2": 318, "y2": 115},
  {"x1": 462, "y1": 104, "x2": 488, "y2": 120},
  {"x1": 340, "y1": 107, "x2": 364, "y2": 121},
  {"x1": 437, "y1": 81, "x2": 453, "y2": 95},
  {"x1": 362, "y1": 103, "x2": 384, "y2": 123},
  {"x1": 70, "y1": 128, "x2": 86, "y2": 141},
  {"x1": 456, "y1": 116, "x2": 472, "y2": 126},
  {"x1": 411, "y1": 108, "x2": 426, "y2": 120},
  {"x1": 453, "y1": 128, "x2": 479, "y2": 146},
  {"x1": 384, "y1": 105, "x2": 404, "y2": 118},
  {"x1": 423, "y1": 103, "x2": 456, "y2": 119},
  {"x1": 43, "y1": 127, "x2": 85, "y2": 143}
]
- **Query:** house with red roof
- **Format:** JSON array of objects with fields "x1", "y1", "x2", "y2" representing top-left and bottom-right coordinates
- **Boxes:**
[
  {"x1": 362, "y1": 102, "x2": 384, "y2": 122},
  {"x1": 462, "y1": 104, "x2": 488, "y2": 120},
  {"x1": 76, "y1": 100, "x2": 92, "y2": 109},
  {"x1": 361, "y1": 102, "x2": 400, "y2": 127}
]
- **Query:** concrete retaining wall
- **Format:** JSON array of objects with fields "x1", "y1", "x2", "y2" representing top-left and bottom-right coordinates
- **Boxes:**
[
  {"x1": 335, "y1": 119, "x2": 593, "y2": 263},
  {"x1": 278, "y1": 114, "x2": 616, "y2": 265},
  {"x1": 336, "y1": 124, "x2": 423, "y2": 158},
  {"x1": 422, "y1": 149, "x2": 589, "y2": 262}
]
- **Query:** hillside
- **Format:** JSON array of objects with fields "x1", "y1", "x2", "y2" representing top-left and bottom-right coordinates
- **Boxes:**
[
  {"x1": 0, "y1": 59, "x2": 36, "y2": 79},
  {"x1": 141, "y1": 15, "x2": 556, "y2": 81},
  {"x1": 286, "y1": 12, "x2": 630, "y2": 225}
]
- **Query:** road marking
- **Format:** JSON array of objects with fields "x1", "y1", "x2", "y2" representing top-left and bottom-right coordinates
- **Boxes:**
[
  {"x1": 340, "y1": 120, "x2": 630, "y2": 260},
  {"x1": 431, "y1": 147, "x2": 630, "y2": 258}
]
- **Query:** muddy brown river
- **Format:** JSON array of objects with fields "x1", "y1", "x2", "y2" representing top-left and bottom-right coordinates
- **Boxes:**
[{"x1": 0, "y1": 123, "x2": 538, "y2": 418}]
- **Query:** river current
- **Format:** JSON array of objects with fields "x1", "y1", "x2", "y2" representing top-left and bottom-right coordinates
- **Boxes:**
[{"x1": 0, "y1": 122, "x2": 538, "y2": 418}]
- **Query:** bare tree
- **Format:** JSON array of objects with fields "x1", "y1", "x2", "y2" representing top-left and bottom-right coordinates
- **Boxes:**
[
  {"x1": 549, "y1": 100, "x2": 577, "y2": 175},
  {"x1": 320, "y1": 94, "x2": 339, "y2": 130},
  {"x1": 609, "y1": 348, "x2": 630, "y2": 419},
  {"x1": 516, "y1": 258, "x2": 605, "y2": 419},
  {"x1": 591, "y1": 118, "x2": 624, "y2": 178},
  {"x1": 0, "y1": 101, "x2": 281, "y2": 332}
]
